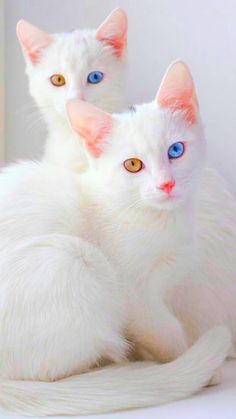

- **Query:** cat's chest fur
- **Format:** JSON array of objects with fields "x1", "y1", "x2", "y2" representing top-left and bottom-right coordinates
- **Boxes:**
[
  {"x1": 43, "y1": 126, "x2": 88, "y2": 173},
  {"x1": 80, "y1": 201, "x2": 193, "y2": 286}
]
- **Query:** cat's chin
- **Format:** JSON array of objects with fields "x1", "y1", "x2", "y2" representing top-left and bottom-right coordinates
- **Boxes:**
[{"x1": 143, "y1": 195, "x2": 185, "y2": 211}]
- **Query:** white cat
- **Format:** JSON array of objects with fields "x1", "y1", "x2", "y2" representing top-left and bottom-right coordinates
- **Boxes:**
[
  {"x1": 0, "y1": 64, "x2": 230, "y2": 415},
  {"x1": 16, "y1": 8, "x2": 127, "y2": 171},
  {"x1": 66, "y1": 60, "x2": 236, "y2": 365}
]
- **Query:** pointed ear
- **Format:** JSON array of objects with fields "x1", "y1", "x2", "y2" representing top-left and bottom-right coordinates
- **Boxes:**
[
  {"x1": 67, "y1": 100, "x2": 112, "y2": 158},
  {"x1": 96, "y1": 8, "x2": 128, "y2": 58},
  {"x1": 156, "y1": 61, "x2": 199, "y2": 124},
  {"x1": 16, "y1": 20, "x2": 52, "y2": 65}
]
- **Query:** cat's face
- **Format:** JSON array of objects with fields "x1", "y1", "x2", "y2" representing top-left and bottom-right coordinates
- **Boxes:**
[
  {"x1": 68, "y1": 61, "x2": 206, "y2": 211},
  {"x1": 17, "y1": 9, "x2": 127, "y2": 124}
]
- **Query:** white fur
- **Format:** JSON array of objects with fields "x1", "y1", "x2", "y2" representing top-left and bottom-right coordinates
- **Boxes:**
[
  {"x1": 0, "y1": 62, "x2": 234, "y2": 413},
  {"x1": 21, "y1": 20, "x2": 126, "y2": 171},
  {"x1": 0, "y1": 163, "x2": 128, "y2": 381},
  {"x1": 0, "y1": 326, "x2": 230, "y2": 415},
  {"x1": 73, "y1": 99, "x2": 236, "y2": 364},
  {"x1": 0, "y1": 159, "x2": 229, "y2": 413}
]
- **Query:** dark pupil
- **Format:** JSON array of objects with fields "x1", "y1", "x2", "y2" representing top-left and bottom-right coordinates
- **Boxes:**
[
  {"x1": 131, "y1": 161, "x2": 135, "y2": 166},
  {"x1": 173, "y1": 145, "x2": 178, "y2": 152},
  {"x1": 58, "y1": 77, "x2": 61, "y2": 82},
  {"x1": 94, "y1": 73, "x2": 98, "y2": 80}
]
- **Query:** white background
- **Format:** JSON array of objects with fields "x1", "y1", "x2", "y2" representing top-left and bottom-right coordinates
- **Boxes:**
[
  {"x1": 4, "y1": 0, "x2": 236, "y2": 193},
  {"x1": 0, "y1": 0, "x2": 4, "y2": 163},
  {"x1": 2, "y1": 2, "x2": 236, "y2": 418}
]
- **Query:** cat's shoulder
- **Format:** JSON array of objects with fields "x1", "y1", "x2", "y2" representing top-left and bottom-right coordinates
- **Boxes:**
[
  {"x1": 199, "y1": 167, "x2": 235, "y2": 201},
  {"x1": 197, "y1": 167, "x2": 236, "y2": 222},
  {"x1": 0, "y1": 160, "x2": 80, "y2": 202}
]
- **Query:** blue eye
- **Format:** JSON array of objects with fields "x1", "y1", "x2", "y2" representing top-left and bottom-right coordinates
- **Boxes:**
[
  {"x1": 168, "y1": 142, "x2": 185, "y2": 159},
  {"x1": 87, "y1": 71, "x2": 104, "y2": 84}
]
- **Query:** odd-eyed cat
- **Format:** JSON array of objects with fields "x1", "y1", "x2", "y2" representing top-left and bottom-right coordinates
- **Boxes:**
[
  {"x1": 0, "y1": 63, "x2": 230, "y2": 414},
  {"x1": 67, "y1": 61, "x2": 236, "y2": 366},
  {"x1": 16, "y1": 8, "x2": 127, "y2": 171}
]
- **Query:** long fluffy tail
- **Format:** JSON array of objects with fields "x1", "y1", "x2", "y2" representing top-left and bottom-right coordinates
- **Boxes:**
[{"x1": 0, "y1": 326, "x2": 230, "y2": 416}]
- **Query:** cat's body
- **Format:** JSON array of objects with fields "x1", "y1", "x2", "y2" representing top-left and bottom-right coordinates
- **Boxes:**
[
  {"x1": 17, "y1": 9, "x2": 127, "y2": 171},
  {"x1": 0, "y1": 62, "x2": 233, "y2": 414},
  {"x1": 65, "y1": 60, "x2": 236, "y2": 364},
  {"x1": 1, "y1": 160, "x2": 232, "y2": 376},
  {"x1": 84, "y1": 167, "x2": 236, "y2": 361},
  {"x1": 169, "y1": 169, "x2": 236, "y2": 350},
  {"x1": 0, "y1": 160, "x2": 229, "y2": 414},
  {"x1": 0, "y1": 161, "x2": 128, "y2": 381}
]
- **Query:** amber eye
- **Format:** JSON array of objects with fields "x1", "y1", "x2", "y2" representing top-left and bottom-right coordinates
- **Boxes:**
[
  {"x1": 50, "y1": 74, "x2": 66, "y2": 87},
  {"x1": 123, "y1": 158, "x2": 143, "y2": 173}
]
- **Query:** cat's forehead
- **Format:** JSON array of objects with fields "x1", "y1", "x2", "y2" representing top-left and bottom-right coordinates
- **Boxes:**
[
  {"x1": 105, "y1": 103, "x2": 201, "y2": 165},
  {"x1": 53, "y1": 30, "x2": 95, "y2": 50},
  {"x1": 41, "y1": 29, "x2": 108, "y2": 69},
  {"x1": 115, "y1": 104, "x2": 190, "y2": 150}
]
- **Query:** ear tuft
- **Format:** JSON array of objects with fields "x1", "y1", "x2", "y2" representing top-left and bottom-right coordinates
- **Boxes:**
[
  {"x1": 16, "y1": 20, "x2": 52, "y2": 64},
  {"x1": 156, "y1": 61, "x2": 198, "y2": 124},
  {"x1": 96, "y1": 8, "x2": 128, "y2": 58},
  {"x1": 67, "y1": 100, "x2": 112, "y2": 158}
]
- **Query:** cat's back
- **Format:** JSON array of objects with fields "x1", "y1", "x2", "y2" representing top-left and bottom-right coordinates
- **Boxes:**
[
  {"x1": 0, "y1": 161, "x2": 83, "y2": 249},
  {"x1": 195, "y1": 167, "x2": 236, "y2": 282}
]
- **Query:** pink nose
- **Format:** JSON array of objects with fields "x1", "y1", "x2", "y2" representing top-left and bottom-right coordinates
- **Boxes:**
[{"x1": 158, "y1": 180, "x2": 175, "y2": 194}]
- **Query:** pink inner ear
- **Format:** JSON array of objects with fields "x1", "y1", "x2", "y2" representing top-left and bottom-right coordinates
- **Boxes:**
[
  {"x1": 67, "y1": 100, "x2": 112, "y2": 158},
  {"x1": 157, "y1": 61, "x2": 198, "y2": 124},
  {"x1": 159, "y1": 88, "x2": 197, "y2": 124},
  {"x1": 98, "y1": 36, "x2": 126, "y2": 58},
  {"x1": 16, "y1": 20, "x2": 52, "y2": 64},
  {"x1": 96, "y1": 9, "x2": 127, "y2": 58}
]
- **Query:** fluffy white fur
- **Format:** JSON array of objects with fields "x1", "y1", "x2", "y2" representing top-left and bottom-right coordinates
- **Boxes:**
[
  {"x1": 67, "y1": 62, "x2": 236, "y2": 366},
  {"x1": 16, "y1": 9, "x2": 127, "y2": 171},
  {"x1": 0, "y1": 160, "x2": 230, "y2": 414},
  {"x1": 0, "y1": 61, "x2": 233, "y2": 414},
  {"x1": 0, "y1": 327, "x2": 230, "y2": 415}
]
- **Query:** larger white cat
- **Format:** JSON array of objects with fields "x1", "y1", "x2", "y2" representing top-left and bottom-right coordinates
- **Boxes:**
[
  {"x1": 0, "y1": 64, "x2": 231, "y2": 415},
  {"x1": 66, "y1": 61, "x2": 236, "y2": 364},
  {"x1": 16, "y1": 8, "x2": 127, "y2": 171}
]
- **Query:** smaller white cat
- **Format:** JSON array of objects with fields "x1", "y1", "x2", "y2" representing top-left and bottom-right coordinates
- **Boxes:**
[{"x1": 16, "y1": 8, "x2": 127, "y2": 171}]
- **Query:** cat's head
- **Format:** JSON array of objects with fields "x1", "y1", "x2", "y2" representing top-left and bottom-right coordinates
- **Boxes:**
[
  {"x1": 67, "y1": 61, "x2": 205, "y2": 211},
  {"x1": 16, "y1": 9, "x2": 127, "y2": 124}
]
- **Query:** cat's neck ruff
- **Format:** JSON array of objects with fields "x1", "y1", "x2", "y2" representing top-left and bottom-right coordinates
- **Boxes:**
[
  {"x1": 43, "y1": 117, "x2": 88, "y2": 171},
  {"x1": 79, "y1": 173, "x2": 195, "y2": 283}
]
